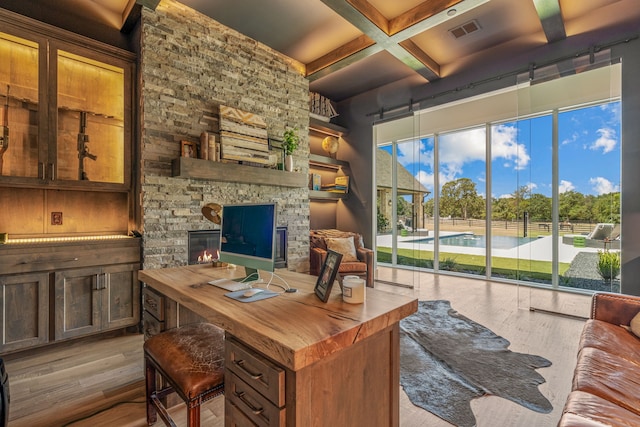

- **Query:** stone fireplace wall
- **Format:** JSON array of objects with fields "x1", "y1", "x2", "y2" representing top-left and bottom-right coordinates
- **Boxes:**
[{"x1": 139, "y1": 0, "x2": 310, "y2": 271}]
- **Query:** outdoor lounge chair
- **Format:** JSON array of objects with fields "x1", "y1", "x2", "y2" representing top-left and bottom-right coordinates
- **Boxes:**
[{"x1": 586, "y1": 223, "x2": 615, "y2": 240}]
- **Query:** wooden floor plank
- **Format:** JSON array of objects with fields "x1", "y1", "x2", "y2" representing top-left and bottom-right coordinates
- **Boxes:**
[{"x1": 4, "y1": 268, "x2": 590, "y2": 426}]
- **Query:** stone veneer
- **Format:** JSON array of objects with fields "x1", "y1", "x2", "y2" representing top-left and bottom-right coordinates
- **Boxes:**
[{"x1": 140, "y1": 0, "x2": 310, "y2": 271}]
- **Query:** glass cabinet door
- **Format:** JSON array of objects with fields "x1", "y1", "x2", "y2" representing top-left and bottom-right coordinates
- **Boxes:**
[
  {"x1": 56, "y1": 50, "x2": 125, "y2": 184},
  {"x1": 0, "y1": 31, "x2": 41, "y2": 179}
]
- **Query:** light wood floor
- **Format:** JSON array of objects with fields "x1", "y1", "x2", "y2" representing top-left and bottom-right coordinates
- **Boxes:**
[{"x1": 4, "y1": 268, "x2": 591, "y2": 427}]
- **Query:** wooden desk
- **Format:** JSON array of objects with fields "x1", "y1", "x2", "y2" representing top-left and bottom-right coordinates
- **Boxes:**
[{"x1": 139, "y1": 265, "x2": 417, "y2": 427}]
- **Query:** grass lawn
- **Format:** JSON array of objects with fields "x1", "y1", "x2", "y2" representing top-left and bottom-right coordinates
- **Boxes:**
[{"x1": 377, "y1": 246, "x2": 570, "y2": 282}]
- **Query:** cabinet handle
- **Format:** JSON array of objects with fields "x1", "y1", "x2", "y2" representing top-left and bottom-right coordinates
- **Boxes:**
[
  {"x1": 234, "y1": 359, "x2": 263, "y2": 380},
  {"x1": 234, "y1": 391, "x2": 264, "y2": 415},
  {"x1": 49, "y1": 163, "x2": 55, "y2": 180},
  {"x1": 39, "y1": 162, "x2": 45, "y2": 179}
]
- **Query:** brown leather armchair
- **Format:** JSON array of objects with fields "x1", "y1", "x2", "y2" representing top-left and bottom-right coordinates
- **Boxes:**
[{"x1": 309, "y1": 229, "x2": 374, "y2": 287}]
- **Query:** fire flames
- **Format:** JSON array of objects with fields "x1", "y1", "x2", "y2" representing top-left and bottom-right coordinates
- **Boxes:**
[{"x1": 197, "y1": 249, "x2": 218, "y2": 263}]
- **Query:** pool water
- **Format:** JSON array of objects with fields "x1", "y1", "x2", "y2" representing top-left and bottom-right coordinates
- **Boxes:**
[{"x1": 411, "y1": 234, "x2": 535, "y2": 249}]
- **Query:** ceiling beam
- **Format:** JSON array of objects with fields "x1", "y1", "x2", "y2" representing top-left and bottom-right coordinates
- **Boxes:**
[
  {"x1": 388, "y1": 0, "x2": 462, "y2": 36},
  {"x1": 311, "y1": 0, "x2": 488, "y2": 81},
  {"x1": 315, "y1": 0, "x2": 444, "y2": 80},
  {"x1": 532, "y1": 0, "x2": 566, "y2": 43},
  {"x1": 306, "y1": 35, "x2": 376, "y2": 76}
]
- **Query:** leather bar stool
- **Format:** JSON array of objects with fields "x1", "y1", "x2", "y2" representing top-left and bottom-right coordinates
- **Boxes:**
[{"x1": 144, "y1": 323, "x2": 225, "y2": 427}]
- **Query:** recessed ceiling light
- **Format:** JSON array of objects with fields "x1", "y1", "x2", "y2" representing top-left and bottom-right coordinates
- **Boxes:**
[{"x1": 447, "y1": 9, "x2": 457, "y2": 17}]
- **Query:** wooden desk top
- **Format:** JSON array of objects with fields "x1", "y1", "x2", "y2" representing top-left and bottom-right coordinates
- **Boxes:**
[{"x1": 139, "y1": 264, "x2": 417, "y2": 371}]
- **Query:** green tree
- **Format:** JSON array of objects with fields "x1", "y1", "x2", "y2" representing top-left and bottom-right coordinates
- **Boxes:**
[
  {"x1": 528, "y1": 193, "x2": 551, "y2": 222},
  {"x1": 491, "y1": 197, "x2": 516, "y2": 221},
  {"x1": 440, "y1": 178, "x2": 483, "y2": 219},
  {"x1": 424, "y1": 197, "x2": 434, "y2": 218},
  {"x1": 559, "y1": 191, "x2": 588, "y2": 221},
  {"x1": 592, "y1": 192, "x2": 620, "y2": 223},
  {"x1": 397, "y1": 197, "x2": 412, "y2": 217}
]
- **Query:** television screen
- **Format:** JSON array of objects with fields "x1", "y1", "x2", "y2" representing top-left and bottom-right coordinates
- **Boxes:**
[{"x1": 219, "y1": 203, "x2": 277, "y2": 279}]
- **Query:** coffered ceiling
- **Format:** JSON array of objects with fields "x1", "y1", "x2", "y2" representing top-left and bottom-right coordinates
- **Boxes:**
[{"x1": 8, "y1": 0, "x2": 640, "y2": 103}]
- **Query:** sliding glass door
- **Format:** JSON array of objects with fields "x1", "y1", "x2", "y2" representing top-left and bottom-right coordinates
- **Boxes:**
[{"x1": 374, "y1": 59, "x2": 621, "y2": 296}]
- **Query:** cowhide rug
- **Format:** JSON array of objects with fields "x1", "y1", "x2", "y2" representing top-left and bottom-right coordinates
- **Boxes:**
[{"x1": 400, "y1": 300, "x2": 552, "y2": 427}]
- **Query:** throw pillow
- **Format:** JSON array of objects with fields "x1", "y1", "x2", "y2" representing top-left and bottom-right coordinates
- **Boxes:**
[
  {"x1": 628, "y1": 311, "x2": 640, "y2": 339},
  {"x1": 326, "y1": 237, "x2": 358, "y2": 262}
]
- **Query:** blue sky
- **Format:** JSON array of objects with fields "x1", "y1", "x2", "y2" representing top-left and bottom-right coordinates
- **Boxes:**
[{"x1": 387, "y1": 100, "x2": 620, "y2": 200}]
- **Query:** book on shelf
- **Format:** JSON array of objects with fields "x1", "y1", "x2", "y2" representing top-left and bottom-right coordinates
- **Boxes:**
[
  {"x1": 319, "y1": 175, "x2": 349, "y2": 193},
  {"x1": 320, "y1": 184, "x2": 348, "y2": 193},
  {"x1": 309, "y1": 173, "x2": 321, "y2": 190}
]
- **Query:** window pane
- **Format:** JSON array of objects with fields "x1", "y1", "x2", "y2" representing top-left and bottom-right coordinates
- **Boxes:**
[
  {"x1": 438, "y1": 127, "x2": 486, "y2": 276},
  {"x1": 558, "y1": 102, "x2": 621, "y2": 292}
]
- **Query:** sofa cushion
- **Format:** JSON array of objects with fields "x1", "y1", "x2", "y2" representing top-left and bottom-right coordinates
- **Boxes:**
[
  {"x1": 326, "y1": 237, "x2": 358, "y2": 262},
  {"x1": 572, "y1": 347, "x2": 640, "y2": 417},
  {"x1": 580, "y1": 319, "x2": 640, "y2": 362},
  {"x1": 559, "y1": 390, "x2": 640, "y2": 427},
  {"x1": 338, "y1": 261, "x2": 367, "y2": 274}
]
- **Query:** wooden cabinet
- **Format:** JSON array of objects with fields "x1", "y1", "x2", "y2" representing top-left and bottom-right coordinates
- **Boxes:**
[
  {"x1": 0, "y1": 14, "x2": 134, "y2": 190},
  {"x1": 0, "y1": 272, "x2": 49, "y2": 353},
  {"x1": 0, "y1": 237, "x2": 141, "y2": 354},
  {"x1": 54, "y1": 263, "x2": 139, "y2": 340}
]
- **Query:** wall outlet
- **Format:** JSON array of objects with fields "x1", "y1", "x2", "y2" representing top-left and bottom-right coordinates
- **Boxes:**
[{"x1": 51, "y1": 212, "x2": 63, "y2": 225}]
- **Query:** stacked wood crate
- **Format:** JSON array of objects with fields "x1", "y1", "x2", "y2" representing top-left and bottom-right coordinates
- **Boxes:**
[{"x1": 219, "y1": 105, "x2": 270, "y2": 165}]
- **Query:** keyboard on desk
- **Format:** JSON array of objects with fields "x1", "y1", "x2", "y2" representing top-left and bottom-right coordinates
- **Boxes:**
[{"x1": 208, "y1": 278, "x2": 251, "y2": 292}]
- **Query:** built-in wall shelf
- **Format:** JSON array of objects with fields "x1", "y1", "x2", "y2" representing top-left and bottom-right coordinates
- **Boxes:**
[
  {"x1": 308, "y1": 154, "x2": 349, "y2": 170},
  {"x1": 171, "y1": 157, "x2": 307, "y2": 188},
  {"x1": 309, "y1": 190, "x2": 347, "y2": 200},
  {"x1": 309, "y1": 117, "x2": 348, "y2": 137}
]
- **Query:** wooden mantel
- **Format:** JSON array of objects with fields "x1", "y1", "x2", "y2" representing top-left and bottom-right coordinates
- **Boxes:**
[{"x1": 171, "y1": 157, "x2": 307, "y2": 188}]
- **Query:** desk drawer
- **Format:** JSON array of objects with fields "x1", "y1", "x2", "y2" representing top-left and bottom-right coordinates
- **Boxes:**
[
  {"x1": 142, "y1": 311, "x2": 164, "y2": 339},
  {"x1": 226, "y1": 338, "x2": 285, "y2": 407},
  {"x1": 142, "y1": 287, "x2": 165, "y2": 321},
  {"x1": 226, "y1": 371, "x2": 285, "y2": 427},
  {"x1": 226, "y1": 398, "x2": 259, "y2": 427}
]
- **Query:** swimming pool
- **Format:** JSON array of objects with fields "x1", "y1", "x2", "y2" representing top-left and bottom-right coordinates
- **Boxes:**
[{"x1": 410, "y1": 234, "x2": 535, "y2": 249}]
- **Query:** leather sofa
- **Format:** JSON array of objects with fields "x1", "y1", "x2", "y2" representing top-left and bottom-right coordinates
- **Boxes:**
[
  {"x1": 310, "y1": 229, "x2": 374, "y2": 287},
  {"x1": 558, "y1": 292, "x2": 640, "y2": 426}
]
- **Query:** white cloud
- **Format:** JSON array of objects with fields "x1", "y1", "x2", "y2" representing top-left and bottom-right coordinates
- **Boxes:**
[
  {"x1": 491, "y1": 125, "x2": 530, "y2": 170},
  {"x1": 396, "y1": 139, "x2": 433, "y2": 167},
  {"x1": 589, "y1": 177, "x2": 619, "y2": 195},
  {"x1": 559, "y1": 180, "x2": 574, "y2": 193},
  {"x1": 561, "y1": 132, "x2": 579, "y2": 146},
  {"x1": 590, "y1": 127, "x2": 617, "y2": 154},
  {"x1": 438, "y1": 128, "x2": 485, "y2": 175}
]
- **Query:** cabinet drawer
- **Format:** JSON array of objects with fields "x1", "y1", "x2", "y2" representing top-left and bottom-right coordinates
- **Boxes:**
[
  {"x1": 226, "y1": 398, "x2": 259, "y2": 427},
  {"x1": 226, "y1": 371, "x2": 285, "y2": 427},
  {"x1": 142, "y1": 311, "x2": 164, "y2": 339},
  {"x1": 226, "y1": 338, "x2": 285, "y2": 407},
  {"x1": 142, "y1": 287, "x2": 165, "y2": 321}
]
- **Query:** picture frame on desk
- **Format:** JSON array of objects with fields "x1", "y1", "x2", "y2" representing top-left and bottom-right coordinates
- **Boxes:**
[{"x1": 314, "y1": 249, "x2": 343, "y2": 303}]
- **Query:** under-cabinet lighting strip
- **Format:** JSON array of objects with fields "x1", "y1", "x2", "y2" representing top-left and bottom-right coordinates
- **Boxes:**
[{"x1": 5, "y1": 235, "x2": 131, "y2": 244}]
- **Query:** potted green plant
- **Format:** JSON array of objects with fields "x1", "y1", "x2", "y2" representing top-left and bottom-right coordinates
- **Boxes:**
[
  {"x1": 597, "y1": 250, "x2": 621, "y2": 283},
  {"x1": 282, "y1": 127, "x2": 299, "y2": 171}
]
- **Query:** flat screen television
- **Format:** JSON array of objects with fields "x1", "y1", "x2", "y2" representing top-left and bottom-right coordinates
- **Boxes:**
[{"x1": 219, "y1": 203, "x2": 277, "y2": 281}]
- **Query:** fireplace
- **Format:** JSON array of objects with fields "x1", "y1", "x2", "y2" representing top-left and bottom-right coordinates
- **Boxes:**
[{"x1": 188, "y1": 227, "x2": 287, "y2": 267}]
